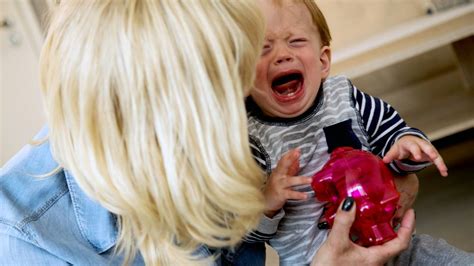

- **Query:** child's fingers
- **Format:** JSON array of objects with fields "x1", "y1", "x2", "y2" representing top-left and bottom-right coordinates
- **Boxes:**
[
  {"x1": 383, "y1": 145, "x2": 399, "y2": 163},
  {"x1": 386, "y1": 144, "x2": 410, "y2": 161},
  {"x1": 280, "y1": 176, "x2": 312, "y2": 200},
  {"x1": 417, "y1": 141, "x2": 448, "y2": 176},
  {"x1": 284, "y1": 190, "x2": 309, "y2": 200},
  {"x1": 406, "y1": 143, "x2": 422, "y2": 161},
  {"x1": 283, "y1": 176, "x2": 312, "y2": 188},
  {"x1": 274, "y1": 149, "x2": 300, "y2": 175},
  {"x1": 288, "y1": 156, "x2": 300, "y2": 176},
  {"x1": 417, "y1": 140, "x2": 439, "y2": 160},
  {"x1": 433, "y1": 156, "x2": 448, "y2": 177},
  {"x1": 397, "y1": 146, "x2": 410, "y2": 160}
]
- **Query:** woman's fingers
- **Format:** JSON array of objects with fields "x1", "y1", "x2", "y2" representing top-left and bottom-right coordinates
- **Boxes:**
[
  {"x1": 393, "y1": 174, "x2": 419, "y2": 221},
  {"x1": 374, "y1": 209, "x2": 415, "y2": 258},
  {"x1": 312, "y1": 200, "x2": 414, "y2": 265},
  {"x1": 397, "y1": 209, "x2": 416, "y2": 243},
  {"x1": 326, "y1": 197, "x2": 356, "y2": 249}
]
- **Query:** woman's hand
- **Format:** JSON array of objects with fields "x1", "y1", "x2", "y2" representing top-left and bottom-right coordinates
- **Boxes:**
[
  {"x1": 312, "y1": 198, "x2": 415, "y2": 266},
  {"x1": 317, "y1": 173, "x2": 419, "y2": 229},
  {"x1": 393, "y1": 173, "x2": 419, "y2": 226}
]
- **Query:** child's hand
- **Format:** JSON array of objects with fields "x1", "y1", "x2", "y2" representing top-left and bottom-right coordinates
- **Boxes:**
[
  {"x1": 383, "y1": 135, "x2": 448, "y2": 177},
  {"x1": 263, "y1": 149, "x2": 313, "y2": 218}
]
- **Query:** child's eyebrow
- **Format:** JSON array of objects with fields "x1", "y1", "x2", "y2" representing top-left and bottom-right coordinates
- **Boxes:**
[
  {"x1": 264, "y1": 35, "x2": 275, "y2": 42},
  {"x1": 284, "y1": 33, "x2": 303, "y2": 41},
  {"x1": 265, "y1": 32, "x2": 301, "y2": 42}
]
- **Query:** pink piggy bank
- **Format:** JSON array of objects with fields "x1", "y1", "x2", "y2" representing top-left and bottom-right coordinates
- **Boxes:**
[{"x1": 311, "y1": 147, "x2": 400, "y2": 246}]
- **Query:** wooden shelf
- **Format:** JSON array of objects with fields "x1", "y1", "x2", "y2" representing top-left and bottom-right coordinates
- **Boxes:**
[
  {"x1": 332, "y1": 3, "x2": 474, "y2": 79},
  {"x1": 339, "y1": 3, "x2": 474, "y2": 141},
  {"x1": 380, "y1": 69, "x2": 474, "y2": 141}
]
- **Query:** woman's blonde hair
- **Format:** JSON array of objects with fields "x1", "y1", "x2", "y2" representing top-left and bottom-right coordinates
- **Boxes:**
[{"x1": 40, "y1": 0, "x2": 265, "y2": 264}]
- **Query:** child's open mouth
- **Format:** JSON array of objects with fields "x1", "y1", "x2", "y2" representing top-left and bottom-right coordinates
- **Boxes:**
[{"x1": 271, "y1": 72, "x2": 304, "y2": 102}]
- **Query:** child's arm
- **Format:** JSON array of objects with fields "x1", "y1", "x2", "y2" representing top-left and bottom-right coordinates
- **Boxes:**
[
  {"x1": 351, "y1": 84, "x2": 447, "y2": 176},
  {"x1": 262, "y1": 149, "x2": 312, "y2": 218},
  {"x1": 245, "y1": 141, "x2": 311, "y2": 243},
  {"x1": 245, "y1": 147, "x2": 312, "y2": 243},
  {"x1": 383, "y1": 135, "x2": 448, "y2": 176}
]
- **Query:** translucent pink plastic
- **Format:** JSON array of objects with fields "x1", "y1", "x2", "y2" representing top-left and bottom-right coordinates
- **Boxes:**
[{"x1": 311, "y1": 147, "x2": 400, "y2": 246}]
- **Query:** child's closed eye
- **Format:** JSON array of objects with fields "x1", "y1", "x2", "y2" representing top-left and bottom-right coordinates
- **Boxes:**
[
  {"x1": 261, "y1": 44, "x2": 272, "y2": 55},
  {"x1": 289, "y1": 38, "x2": 307, "y2": 46}
]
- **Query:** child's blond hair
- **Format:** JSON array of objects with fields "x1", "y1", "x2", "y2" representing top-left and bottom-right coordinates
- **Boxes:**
[
  {"x1": 303, "y1": 0, "x2": 332, "y2": 46},
  {"x1": 273, "y1": 0, "x2": 332, "y2": 46},
  {"x1": 40, "y1": 0, "x2": 265, "y2": 264}
]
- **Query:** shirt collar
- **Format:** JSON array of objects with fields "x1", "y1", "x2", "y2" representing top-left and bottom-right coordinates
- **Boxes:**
[
  {"x1": 34, "y1": 126, "x2": 119, "y2": 253},
  {"x1": 246, "y1": 83, "x2": 325, "y2": 125},
  {"x1": 64, "y1": 169, "x2": 118, "y2": 253}
]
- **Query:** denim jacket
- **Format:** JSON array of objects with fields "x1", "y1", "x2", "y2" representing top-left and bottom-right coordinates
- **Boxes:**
[{"x1": 0, "y1": 127, "x2": 210, "y2": 265}]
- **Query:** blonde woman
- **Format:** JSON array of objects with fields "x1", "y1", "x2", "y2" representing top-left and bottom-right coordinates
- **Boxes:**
[
  {"x1": 0, "y1": 0, "x2": 416, "y2": 265},
  {"x1": 1, "y1": 1, "x2": 266, "y2": 265}
]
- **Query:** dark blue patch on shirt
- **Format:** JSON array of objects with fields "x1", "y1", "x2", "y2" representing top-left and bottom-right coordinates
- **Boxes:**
[{"x1": 323, "y1": 119, "x2": 362, "y2": 153}]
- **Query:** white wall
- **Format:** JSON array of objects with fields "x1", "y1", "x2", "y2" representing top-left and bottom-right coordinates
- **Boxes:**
[
  {"x1": 316, "y1": 0, "x2": 428, "y2": 52},
  {"x1": 1, "y1": 0, "x2": 45, "y2": 165}
]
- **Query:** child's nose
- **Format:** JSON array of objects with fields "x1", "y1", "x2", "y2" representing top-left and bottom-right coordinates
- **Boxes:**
[
  {"x1": 273, "y1": 47, "x2": 294, "y2": 65},
  {"x1": 274, "y1": 55, "x2": 293, "y2": 65}
]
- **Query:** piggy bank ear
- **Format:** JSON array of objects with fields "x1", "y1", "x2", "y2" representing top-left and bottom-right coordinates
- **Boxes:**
[
  {"x1": 312, "y1": 169, "x2": 338, "y2": 202},
  {"x1": 313, "y1": 170, "x2": 339, "y2": 230}
]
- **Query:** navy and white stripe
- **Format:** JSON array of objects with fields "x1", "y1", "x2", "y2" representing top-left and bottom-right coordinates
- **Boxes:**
[
  {"x1": 249, "y1": 136, "x2": 271, "y2": 174},
  {"x1": 246, "y1": 141, "x2": 279, "y2": 243},
  {"x1": 352, "y1": 85, "x2": 430, "y2": 174}
]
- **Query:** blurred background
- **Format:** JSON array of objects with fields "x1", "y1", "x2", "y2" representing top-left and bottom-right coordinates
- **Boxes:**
[{"x1": 0, "y1": 0, "x2": 472, "y2": 264}]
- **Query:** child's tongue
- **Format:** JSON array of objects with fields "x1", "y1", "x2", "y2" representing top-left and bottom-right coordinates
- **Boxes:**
[{"x1": 273, "y1": 80, "x2": 300, "y2": 95}]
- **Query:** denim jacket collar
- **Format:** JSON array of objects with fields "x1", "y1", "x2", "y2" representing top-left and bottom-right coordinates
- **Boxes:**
[
  {"x1": 64, "y1": 169, "x2": 118, "y2": 253},
  {"x1": 33, "y1": 126, "x2": 118, "y2": 252}
]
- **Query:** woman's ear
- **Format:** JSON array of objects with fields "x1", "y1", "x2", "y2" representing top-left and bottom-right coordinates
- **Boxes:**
[{"x1": 320, "y1": 46, "x2": 331, "y2": 79}]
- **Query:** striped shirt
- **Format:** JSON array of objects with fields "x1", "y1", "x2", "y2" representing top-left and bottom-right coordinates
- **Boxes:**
[{"x1": 246, "y1": 76, "x2": 429, "y2": 264}]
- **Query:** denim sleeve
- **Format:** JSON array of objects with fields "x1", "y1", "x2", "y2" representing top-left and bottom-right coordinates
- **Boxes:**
[{"x1": 0, "y1": 234, "x2": 68, "y2": 266}]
